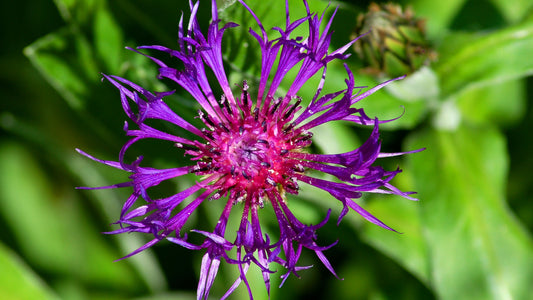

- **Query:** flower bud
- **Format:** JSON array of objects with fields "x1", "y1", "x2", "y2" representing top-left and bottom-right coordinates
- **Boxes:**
[{"x1": 353, "y1": 3, "x2": 435, "y2": 77}]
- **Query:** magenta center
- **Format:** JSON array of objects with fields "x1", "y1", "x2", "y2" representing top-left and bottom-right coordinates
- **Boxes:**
[
  {"x1": 216, "y1": 118, "x2": 290, "y2": 191},
  {"x1": 189, "y1": 90, "x2": 311, "y2": 204}
]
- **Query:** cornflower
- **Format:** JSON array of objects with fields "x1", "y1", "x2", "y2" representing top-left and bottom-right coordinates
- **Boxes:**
[{"x1": 78, "y1": 0, "x2": 421, "y2": 298}]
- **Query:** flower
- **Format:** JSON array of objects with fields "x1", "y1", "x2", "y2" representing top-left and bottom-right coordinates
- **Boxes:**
[{"x1": 77, "y1": 0, "x2": 422, "y2": 299}]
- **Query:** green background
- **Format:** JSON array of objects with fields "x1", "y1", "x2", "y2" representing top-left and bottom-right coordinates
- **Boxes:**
[{"x1": 1, "y1": 0, "x2": 532, "y2": 299}]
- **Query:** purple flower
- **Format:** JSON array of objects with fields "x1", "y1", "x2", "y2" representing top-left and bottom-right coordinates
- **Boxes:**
[{"x1": 78, "y1": 0, "x2": 422, "y2": 299}]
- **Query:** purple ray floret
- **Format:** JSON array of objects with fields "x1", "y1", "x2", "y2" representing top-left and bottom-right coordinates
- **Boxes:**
[{"x1": 77, "y1": 0, "x2": 423, "y2": 299}]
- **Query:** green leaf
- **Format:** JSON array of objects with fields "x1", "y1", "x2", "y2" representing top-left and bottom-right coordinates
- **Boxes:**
[
  {"x1": 436, "y1": 20, "x2": 533, "y2": 98},
  {"x1": 0, "y1": 141, "x2": 76, "y2": 273},
  {"x1": 360, "y1": 194, "x2": 429, "y2": 287},
  {"x1": 132, "y1": 292, "x2": 198, "y2": 300},
  {"x1": 456, "y1": 78, "x2": 526, "y2": 126},
  {"x1": 406, "y1": 126, "x2": 533, "y2": 300},
  {"x1": 0, "y1": 243, "x2": 59, "y2": 300},
  {"x1": 53, "y1": 0, "x2": 99, "y2": 24},
  {"x1": 94, "y1": 1, "x2": 124, "y2": 73},
  {"x1": 489, "y1": 0, "x2": 533, "y2": 23},
  {"x1": 349, "y1": 72, "x2": 430, "y2": 130},
  {"x1": 409, "y1": 0, "x2": 466, "y2": 39},
  {"x1": 0, "y1": 140, "x2": 145, "y2": 292},
  {"x1": 303, "y1": 119, "x2": 430, "y2": 284},
  {"x1": 71, "y1": 154, "x2": 168, "y2": 293},
  {"x1": 24, "y1": 28, "x2": 98, "y2": 110},
  {"x1": 23, "y1": 25, "x2": 136, "y2": 145},
  {"x1": 312, "y1": 120, "x2": 361, "y2": 154}
]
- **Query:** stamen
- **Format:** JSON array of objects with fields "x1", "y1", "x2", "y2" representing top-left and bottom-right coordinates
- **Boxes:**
[
  {"x1": 201, "y1": 128, "x2": 214, "y2": 140},
  {"x1": 283, "y1": 98, "x2": 302, "y2": 120},
  {"x1": 189, "y1": 163, "x2": 212, "y2": 173},
  {"x1": 209, "y1": 148, "x2": 221, "y2": 156},
  {"x1": 283, "y1": 122, "x2": 295, "y2": 134},
  {"x1": 199, "y1": 109, "x2": 217, "y2": 129},
  {"x1": 295, "y1": 132, "x2": 313, "y2": 143},
  {"x1": 285, "y1": 178, "x2": 299, "y2": 193},
  {"x1": 236, "y1": 192, "x2": 246, "y2": 203},
  {"x1": 243, "y1": 89, "x2": 249, "y2": 108},
  {"x1": 188, "y1": 165, "x2": 200, "y2": 173},
  {"x1": 257, "y1": 139, "x2": 269, "y2": 148},
  {"x1": 194, "y1": 163, "x2": 213, "y2": 173},
  {"x1": 208, "y1": 192, "x2": 221, "y2": 201},
  {"x1": 266, "y1": 177, "x2": 277, "y2": 186},
  {"x1": 286, "y1": 185, "x2": 299, "y2": 194},
  {"x1": 220, "y1": 94, "x2": 232, "y2": 115},
  {"x1": 270, "y1": 98, "x2": 282, "y2": 115},
  {"x1": 257, "y1": 197, "x2": 265, "y2": 208},
  {"x1": 293, "y1": 163, "x2": 305, "y2": 172},
  {"x1": 219, "y1": 122, "x2": 230, "y2": 132},
  {"x1": 175, "y1": 143, "x2": 197, "y2": 150}
]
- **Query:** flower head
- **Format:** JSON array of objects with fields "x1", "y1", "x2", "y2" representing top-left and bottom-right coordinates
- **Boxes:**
[{"x1": 78, "y1": 0, "x2": 421, "y2": 299}]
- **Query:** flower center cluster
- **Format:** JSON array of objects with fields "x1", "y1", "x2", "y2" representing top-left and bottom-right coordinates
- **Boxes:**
[
  {"x1": 224, "y1": 125, "x2": 274, "y2": 179},
  {"x1": 186, "y1": 85, "x2": 312, "y2": 205}
]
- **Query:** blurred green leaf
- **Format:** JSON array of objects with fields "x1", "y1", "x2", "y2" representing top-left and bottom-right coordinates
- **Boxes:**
[
  {"x1": 0, "y1": 140, "x2": 144, "y2": 293},
  {"x1": 24, "y1": 28, "x2": 96, "y2": 110},
  {"x1": 0, "y1": 243, "x2": 59, "y2": 300},
  {"x1": 71, "y1": 154, "x2": 168, "y2": 293},
  {"x1": 406, "y1": 126, "x2": 533, "y2": 300},
  {"x1": 94, "y1": 1, "x2": 124, "y2": 73},
  {"x1": 24, "y1": 0, "x2": 141, "y2": 125},
  {"x1": 436, "y1": 19, "x2": 533, "y2": 99},
  {"x1": 409, "y1": 0, "x2": 466, "y2": 39},
  {"x1": 385, "y1": 67, "x2": 440, "y2": 101},
  {"x1": 456, "y1": 78, "x2": 526, "y2": 126},
  {"x1": 24, "y1": 19, "x2": 137, "y2": 146},
  {"x1": 489, "y1": 0, "x2": 533, "y2": 23},
  {"x1": 133, "y1": 292, "x2": 198, "y2": 300},
  {"x1": 0, "y1": 141, "x2": 76, "y2": 273},
  {"x1": 360, "y1": 196, "x2": 429, "y2": 286},
  {"x1": 303, "y1": 118, "x2": 430, "y2": 285},
  {"x1": 53, "y1": 0, "x2": 99, "y2": 24},
  {"x1": 296, "y1": 73, "x2": 430, "y2": 285},
  {"x1": 25, "y1": 0, "x2": 127, "y2": 110},
  {"x1": 312, "y1": 120, "x2": 361, "y2": 154},
  {"x1": 349, "y1": 72, "x2": 429, "y2": 130}
]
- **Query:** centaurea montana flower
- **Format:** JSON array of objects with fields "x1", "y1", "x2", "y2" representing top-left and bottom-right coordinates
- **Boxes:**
[{"x1": 78, "y1": 0, "x2": 421, "y2": 299}]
